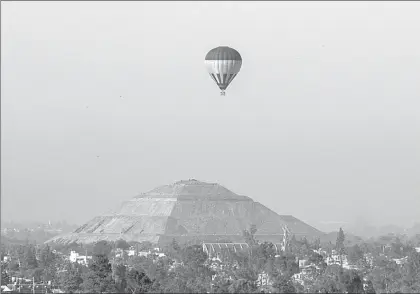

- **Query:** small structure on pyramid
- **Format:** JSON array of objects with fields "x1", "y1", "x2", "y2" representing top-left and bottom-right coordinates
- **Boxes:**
[{"x1": 47, "y1": 179, "x2": 324, "y2": 245}]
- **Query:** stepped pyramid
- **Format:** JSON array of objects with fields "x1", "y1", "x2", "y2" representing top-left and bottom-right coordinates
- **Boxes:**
[{"x1": 47, "y1": 179, "x2": 324, "y2": 245}]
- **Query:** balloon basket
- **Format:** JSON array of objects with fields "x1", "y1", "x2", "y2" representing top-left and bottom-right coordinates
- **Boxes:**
[{"x1": 220, "y1": 91, "x2": 226, "y2": 96}]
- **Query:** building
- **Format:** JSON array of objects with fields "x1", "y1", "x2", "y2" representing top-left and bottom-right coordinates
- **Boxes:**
[
  {"x1": 203, "y1": 243, "x2": 250, "y2": 260},
  {"x1": 312, "y1": 248, "x2": 328, "y2": 256},
  {"x1": 292, "y1": 265, "x2": 318, "y2": 285},
  {"x1": 202, "y1": 242, "x2": 285, "y2": 261},
  {"x1": 393, "y1": 256, "x2": 408, "y2": 265},
  {"x1": 69, "y1": 251, "x2": 92, "y2": 265},
  {"x1": 325, "y1": 253, "x2": 355, "y2": 269},
  {"x1": 1, "y1": 285, "x2": 12, "y2": 292}
]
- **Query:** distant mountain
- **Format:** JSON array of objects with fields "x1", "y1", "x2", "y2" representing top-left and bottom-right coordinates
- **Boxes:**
[
  {"x1": 1, "y1": 228, "x2": 58, "y2": 244},
  {"x1": 0, "y1": 235, "x2": 28, "y2": 246},
  {"x1": 1, "y1": 220, "x2": 79, "y2": 245},
  {"x1": 1, "y1": 220, "x2": 79, "y2": 232},
  {"x1": 406, "y1": 223, "x2": 420, "y2": 237},
  {"x1": 319, "y1": 231, "x2": 364, "y2": 246}
]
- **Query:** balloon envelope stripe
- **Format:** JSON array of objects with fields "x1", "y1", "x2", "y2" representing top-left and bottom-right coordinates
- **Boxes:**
[
  {"x1": 210, "y1": 74, "x2": 218, "y2": 84},
  {"x1": 205, "y1": 46, "x2": 242, "y2": 61}
]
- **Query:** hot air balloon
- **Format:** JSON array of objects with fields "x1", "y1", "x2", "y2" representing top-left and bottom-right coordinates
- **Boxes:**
[{"x1": 204, "y1": 46, "x2": 242, "y2": 96}]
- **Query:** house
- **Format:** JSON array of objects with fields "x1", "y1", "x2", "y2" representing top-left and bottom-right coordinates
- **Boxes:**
[
  {"x1": 292, "y1": 265, "x2": 318, "y2": 286},
  {"x1": 154, "y1": 252, "x2": 166, "y2": 258},
  {"x1": 1, "y1": 285, "x2": 12, "y2": 292},
  {"x1": 325, "y1": 253, "x2": 355, "y2": 269},
  {"x1": 344, "y1": 264, "x2": 360, "y2": 270},
  {"x1": 14, "y1": 284, "x2": 50, "y2": 294},
  {"x1": 363, "y1": 253, "x2": 374, "y2": 267},
  {"x1": 138, "y1": 251, "x2": 151, "y2": 257},
  {"x1": 312, "y1": 248, "x2": 328, "y2": 256},
  {"x1": 127, "y1": 249, "x2": 137, "y2": 256},
  {"x1": 393, "y1": 256, "x2": 408, "y2": 265},
  {"x1": 326, "y1": 253, "x2": 348, "y2": 266},
  {"x1": 69, "y1": 251, "x2": 92, "y2": 265},
  {"x1": 299, "y1": 259, "x2": 309, "y2": 268},
  {"x1": 257, "y1": 271, "x2": 272, "y2": 287},
  {"x1": 326, "y1": 254, "x2": 341, "y2": 265}
]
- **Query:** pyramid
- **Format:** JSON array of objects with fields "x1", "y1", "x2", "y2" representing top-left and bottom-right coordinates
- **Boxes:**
[{"x1": 47, "y1": 179, "x2": 324, "y2": 245}]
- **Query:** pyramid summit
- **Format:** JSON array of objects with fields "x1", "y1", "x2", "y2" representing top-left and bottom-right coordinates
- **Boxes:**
[
  {"x1": 134, "y1": 179, "x2": 252, "y2": 201},
  {"x1": 47, "y1": 179, "x2": 324, "y2": 245}
]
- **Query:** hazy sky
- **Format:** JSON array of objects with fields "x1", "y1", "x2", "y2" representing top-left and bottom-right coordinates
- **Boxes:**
[{"x1": 2, "y1": 1, "x2": 419, "y2": 230}]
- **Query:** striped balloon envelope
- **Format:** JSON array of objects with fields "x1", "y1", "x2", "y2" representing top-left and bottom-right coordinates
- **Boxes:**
[{"x1": 204, "y1": 46, "x2": 242, "y2": 96}]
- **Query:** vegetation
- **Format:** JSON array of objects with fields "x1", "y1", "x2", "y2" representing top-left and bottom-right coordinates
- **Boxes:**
[{"x1": 1, "y1": 227, "x2": 420, "y2": 293}]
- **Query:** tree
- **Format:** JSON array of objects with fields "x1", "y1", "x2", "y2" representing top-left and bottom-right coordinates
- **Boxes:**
[
  {"x1": 39, "y1": 244, "x2": 55, "y2": 268},
  {"x1": 143, "y1": 256, "x2": 172, "y2": 288},
  {"x1": 298, "y1": 236, "x2": 311, "y2": 256},
  {"x1": 289, "y1": 235, "x2": 297, "y2": 253},
  {"x1": 180, "y1": 245, "x2": 208, "y2": 269},
  {"x1": 160, "y1": 264, "x2": 212, "y2": 293},
  {"x1": 390, "y1": 237, "x2": 404, "y2": 258},
  {"x1": 27, "y1": 268, "x2": 44, "y2": 283},
  {"x1": 7, "y1": 260, "x2": 19, "y2": 272},
  {"x1": 312, "y1": 237, "x2": 321, "y2": 250},
  {"x1": 23, "y1": 245, "x2": 38, "y2": 269},
  {"x1": 81, "y1": 253, "x2": 116, "y2": 293},
  {"x1": 308, "y1": 251, "x2": 327, "y2": 270},
  {"x1": 364, "y1": 279, "x2": 376, "y2": 294},
  {"x1": 92, "y1": 241, "x2": 113, "y2": 257},
  {"x1": 115, "y1": 239, "x2": 130, "y2": 250},
  {"x1": 126, "y1": 269, "x2": 153, "y2": 294},
  {"x1": 341, "y1": 270, "x2": 364, "y2": 294},
  {"x1": 310, "y1": 265, "x2": 345, "y2": 293},
  {"x1": 347, "y1": 244, "x2": 364, "y2": 265},
  {"x1": 227, "y1": 278, "x2": 258, "y2": 293},
  {"x1": 173, "y1": 245, "x2": 213, "y2": 293},
  {"x1": 165, "y1": 239, "x2": 182, "y2": 260},
  {"x1": 113, "y1": 263, "x2": 127, "y2": 292},
  {"x1": 170, "y1": 238, "x2": 181, "y2": 252},
  {"x1": 254, "y1": 242, "x2": 276, "y2": 272},
  {"x1": 274, "y1": 252, "x2": 299, "y2": 278},
  {"x1": 336, "y1": 227, "x2": 346, "y2": 266},
  {"x1": 211, "y1": 273, "x2": 232, "y2": 293},
  {"x1": 370, "y1": 256, "x2": 402, "y2": 293},
  {"x1": 311, "y1": 275, "x2": 344, "y2": 293},
  {"x1": 271, "y1": 274, "x2": 297, "y2": 293},
  {"x1": 1, "y1": 268, "x2": 10, "y2": 285},
  {"x1": 42, "y1": 262, "x2": 59, "y2": 285},
  {"x1": 400, "y1": 250, "x2": 420, "y2": 292},
  {"x1": 243, "y1": 224, "x2": 258, "y2": 247},
  {"x1": 138, "y1": 241, "x2": 154, "y2": 252},
  {"x1": 215, "y1": 266, "x2": 259, "y2": 293},
  {"x1": 59, "y1": 263, "x2": 83, "y2": 293}
]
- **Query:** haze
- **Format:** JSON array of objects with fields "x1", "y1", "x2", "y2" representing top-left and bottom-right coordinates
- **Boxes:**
[{"x1": 2, "y1": 1, "x2": 419, "y2": 230}]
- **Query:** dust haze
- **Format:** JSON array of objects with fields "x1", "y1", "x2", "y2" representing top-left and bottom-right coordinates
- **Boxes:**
[{"x1": 1, "y1": 2, "x2": 420, "y2": 232}]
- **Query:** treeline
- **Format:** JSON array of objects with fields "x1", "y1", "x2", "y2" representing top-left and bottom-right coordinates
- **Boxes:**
[{"x1": 2, "y1": 228, "x2": 420, "y2": 293}]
